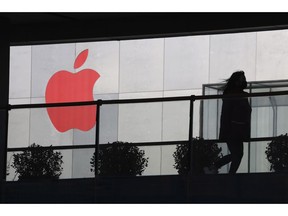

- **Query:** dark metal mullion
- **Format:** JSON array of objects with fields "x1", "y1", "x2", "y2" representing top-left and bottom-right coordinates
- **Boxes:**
[
  {"x1": 95, "y1": 100, "x2": 102, "y2": 177},
  {"x1": 6, "y1": 140, "x2": 190, "y2": 152},
  {"x1": 2, "y1": 110, "x2": 9, "y2": 179},
  {"x1": 7, "y1": 144, "x2": 96, "y2": 152},
  {"x1": 248, "y1": 83, "x2": 252, "y2": 173},
  {"x1": 188, "y1": 95, "x2": 195, "y2": 175}
]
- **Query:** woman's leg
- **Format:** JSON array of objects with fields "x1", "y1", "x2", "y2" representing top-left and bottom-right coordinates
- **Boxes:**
[
  {"x1": 227, "y1": 140, "x2": 244, "y2": 174},
  {"x1": 215, "y1": 153, "x2": 232, "y2": 169}
]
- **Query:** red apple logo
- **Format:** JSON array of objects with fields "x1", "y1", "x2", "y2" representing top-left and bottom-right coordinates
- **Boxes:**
[{"x1": 45, "y1": 49, "x2": 100, "y2": 132}]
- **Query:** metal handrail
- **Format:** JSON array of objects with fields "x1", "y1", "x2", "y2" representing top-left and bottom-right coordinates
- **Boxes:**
[
  {"x1": 6, "y1": 136, "x2": 278, "y2": 152},
  {"x1": 1, "y1": 90, "x2": 288, "y2": 110}
]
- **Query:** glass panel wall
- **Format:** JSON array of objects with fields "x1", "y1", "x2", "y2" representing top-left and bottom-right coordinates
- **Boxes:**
[
  {"x1": 202, "y1": 80, "x2": 288, "y2": 173},
  {"x1": 7, "y1": 92, "x2": 288, "y2": 180}
]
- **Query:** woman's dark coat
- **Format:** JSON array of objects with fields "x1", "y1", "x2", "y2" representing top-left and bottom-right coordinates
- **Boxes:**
[{"x1": 219, "y1": 91, "x2": 252, "y2": 142}]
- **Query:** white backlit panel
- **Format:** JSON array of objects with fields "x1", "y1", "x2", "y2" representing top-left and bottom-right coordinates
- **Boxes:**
[
  {"x1": 9, "y1": 46, "x2": 32, "y2": 99},
  {"x1": 164, "y1": 36, "x2": 209, "y2": 90},
  {"x1": 209, "y1": 32, "x2": 257, "y2": 83},
  {"x1": 256, "y1": 29, "x2": 288, "y2": 81},
  {"x1": 160, "y1": 145, "x2": 178, "y2": 175},
  {"x1": 119, "y1": 38, "x2": 164, "y2": 93},
  {"x1": 118, "y1": 92, "x2": 162, "y2": 143},
  {"x1": 162, "y1": 90, "x2": 201, "y2": 141},
  {"x1": 140, "y1": 146, "x2": 161, "y2": 176},
  {"x1": 8, "y1": 99, "x2": 30, "y2": 148},
  {"x1": 72, "y1": 148, "x2": 94, "y2": 178}
]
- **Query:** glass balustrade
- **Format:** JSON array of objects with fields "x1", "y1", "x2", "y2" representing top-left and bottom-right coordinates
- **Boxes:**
[{"x1": 5, "y1": 81, "x2": 288, "y2": 180}]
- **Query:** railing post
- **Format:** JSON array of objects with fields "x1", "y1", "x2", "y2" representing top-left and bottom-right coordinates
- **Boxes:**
[
  {"x1": 248, "y1": 83, "x2": 252, "y2": 173},
  {"x1": 188, "y1": 95, "x2": 195, "y2": 175},
  {"x1": 94, "y1": 100, "x2": 102, "y2": 177},
  {"x1": 94, "y1": 100, "x2": 102, "y2": 202}
]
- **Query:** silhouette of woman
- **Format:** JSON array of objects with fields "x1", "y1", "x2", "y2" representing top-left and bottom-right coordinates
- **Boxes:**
[{"x1": 214, "y1": 71, "x2": 251, "y2": 174}]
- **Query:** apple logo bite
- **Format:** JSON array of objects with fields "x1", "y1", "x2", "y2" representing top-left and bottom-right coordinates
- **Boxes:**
[{"x1": 45, "y1": 49, "x2": 100, "y2": 132}]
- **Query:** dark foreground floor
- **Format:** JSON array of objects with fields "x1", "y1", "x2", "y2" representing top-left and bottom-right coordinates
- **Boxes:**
[{"x1": 1, "y1": 173, "x2": 287, "y2": 203}]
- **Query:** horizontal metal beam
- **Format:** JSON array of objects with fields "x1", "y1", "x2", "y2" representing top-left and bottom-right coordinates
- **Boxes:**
[
  {"x1": 2, "y1": 90, "x2": 288, "y2": 110},
  {"x1": 7, "y1": 137, "x2": 276, "y2": 152}
]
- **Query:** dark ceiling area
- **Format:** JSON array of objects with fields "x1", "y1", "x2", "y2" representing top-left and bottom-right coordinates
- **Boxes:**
[{"x1": 1, "y1": 12, "x2": 288, "y2": 45}]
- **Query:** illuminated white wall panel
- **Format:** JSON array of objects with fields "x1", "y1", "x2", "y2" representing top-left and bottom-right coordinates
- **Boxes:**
[
  {"x1": 7, "y1": 99, "x2": 30, "y2": 148},
  {"x1": 6, "y1": 152, "x2": 16, "y2": 181},
  {"x1": 249, "y1": 107, "x2": 273, "y2": 173},
  {"x1": 237, "y1": 143, "x2": 249, "y2": 173},
  {"x1": 160, "y1": 145, "x2": 178, "y2": 175},
  {"x1": 162, "y1": 99, "x2": 190, "y2": 142},
  {"x1": 256, "y1": 30, "x2": 288, "y2": 81},
  {"x1": 94, "y1": 93, "x2": 119, "y2": 144},
  {"x1": 72, "y1": 149, "x2": 94, "y2": 178},
  {"x1": 140, "y1": 146, "x2": 161, "y2": 175},
  {"x1": 162, "y1": 90, "x2": 201, "y2": 141},
  {"x1": 164, "y1": 36, "x2": 209, "y2": 90},
  {"x1": 253, "y1": 142, "x2": 270, "y2": 172},
  {"x1": 31, "y1": 44, "x2": 76, "y2": 98},
  {"x1": 277, "y1": 107, "x2": 288, "y2": 136},
  {"x1": 255, "y1": 107, "x2": 274, "y2": 138},
  {"x1": 119, "y1": 39, "x2": 164, "y2": 93},
  {"x1": 58, "y1": 149, "x2": 73, "y2": 179},
  {"x1": 76, "y1": 41, "x2": 120, "y2": 94},
  {"x1": 118, "y1": 92, "x2": 163, "y2": 143},
  {"x1": 73, "y1": 127, "x2": 95, "y2": 146},
  {"x1": 9, "y1": 46, "x2": 32, "y2": 99},
  {"x1": 209, "y1": 32, "x2": 257, "y2": 83}
]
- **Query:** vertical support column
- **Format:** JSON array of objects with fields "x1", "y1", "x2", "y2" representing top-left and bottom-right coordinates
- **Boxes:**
[
  {"x1": 94, "y1": 100, "x2": 102, "y2": 177},
  {"x1": 0, "y1": 17, "x2": 10, "y2": 202},
  {"x1": 94, "y1": 100, "x2": 102, "y2": 202},
  {"x1": 186, "y1": 95, "x2": 195, "y2": 202},
  {"x1": 248, "y1": 83, "x2": 252, "y2": 173},
  {"x1": 188, "y1": 95, "x2": 195, "y2": 175}
]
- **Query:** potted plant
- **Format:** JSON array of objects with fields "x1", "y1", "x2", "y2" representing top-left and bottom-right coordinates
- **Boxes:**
[
  {"x1": 90, "y1": 141, "x2": 148, "y2": 176},
  {"x1": 173, "y1": 137, "x2": 222, "y2": 175},
  {"x1": 11, "y1": 143, "x2": 63, "y2": 181},
  {"x1": 266, "y1": 133, "x2": 288, "y2": 172}
]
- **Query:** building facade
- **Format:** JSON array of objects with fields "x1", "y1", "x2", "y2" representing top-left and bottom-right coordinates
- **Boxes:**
[{"x1": 6, "y1": 29, "x2": 288, "y2": 180}]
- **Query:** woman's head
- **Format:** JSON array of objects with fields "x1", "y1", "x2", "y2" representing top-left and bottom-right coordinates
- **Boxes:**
[{"x1": 223, "y1": 71, "x2": 247, "y2": 94}]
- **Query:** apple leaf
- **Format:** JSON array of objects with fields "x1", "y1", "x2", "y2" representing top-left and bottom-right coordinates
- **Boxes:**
[{"x1": 74, "y1": 49, "x2": 88, "y2": 69}]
